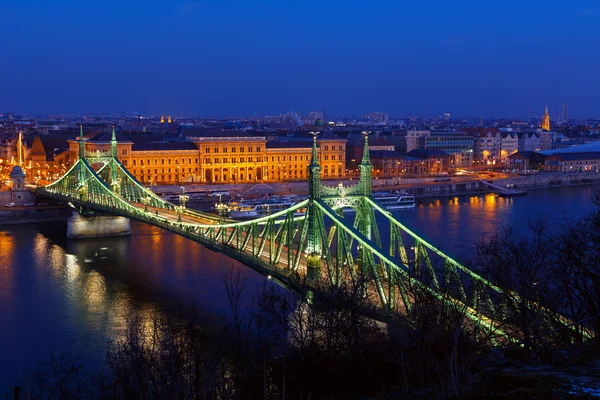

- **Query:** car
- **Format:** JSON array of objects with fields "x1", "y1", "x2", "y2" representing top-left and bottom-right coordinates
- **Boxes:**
[
  {"x1": 5, "y1": 202, "x2": 15, "y2": 207},
  {"x1": 24, "y1": 202, "x2": 35, "y2": 206}
]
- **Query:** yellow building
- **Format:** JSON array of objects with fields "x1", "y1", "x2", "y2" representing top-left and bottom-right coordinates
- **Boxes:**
[{"x1": 68, "y1": 130, "x2": 346, "y2": 184}]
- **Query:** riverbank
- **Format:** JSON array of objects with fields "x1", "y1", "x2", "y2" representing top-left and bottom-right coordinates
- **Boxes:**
[
  {"x1": 0, "y1": 205, "x2": 71, "y2": 226},
  {"x1": 150, "y1": 171, "x2": 600, "y2": 201}
]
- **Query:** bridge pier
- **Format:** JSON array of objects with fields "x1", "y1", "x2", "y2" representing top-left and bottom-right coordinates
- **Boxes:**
[{"x1": 67, "y1": 212, "x2": 131, "y2": 239}]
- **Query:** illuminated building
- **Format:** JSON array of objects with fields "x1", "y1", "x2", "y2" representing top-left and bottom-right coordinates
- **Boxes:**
[
  {"x1": 421, "y1": 131, "x2": 474, "y2": 168},
  {"x1": 462, "y1": 128, "x2": 519, "y2": 163},
  {"x1": 541, "y1": 105, "x2": 550, "y2": 131},
  {"x1": 544, "y1": 152, "x2": 600, "y2": 173},
  {"x1": 67, "y1": 129, "x2": 347, "y2": 184}
]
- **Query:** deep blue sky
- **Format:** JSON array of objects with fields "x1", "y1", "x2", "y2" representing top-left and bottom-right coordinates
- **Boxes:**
[{"x1": 2, "y1": 0, "x2": 600, "y2": 117}]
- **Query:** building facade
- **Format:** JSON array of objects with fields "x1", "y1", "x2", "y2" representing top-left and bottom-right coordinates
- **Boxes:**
[
  {"x1": 68, "y1": 130, "x2": 346, "y2": 184},
  {"x1": 544, "y1": 152, "x2": 600, "y2": 173}
]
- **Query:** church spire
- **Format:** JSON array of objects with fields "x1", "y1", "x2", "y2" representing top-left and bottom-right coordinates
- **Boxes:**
[{"x1": 541, "y1": 105, "x2": 550, "y2": 131}]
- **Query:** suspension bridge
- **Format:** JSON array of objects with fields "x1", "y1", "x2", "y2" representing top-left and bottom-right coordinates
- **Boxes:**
[{"x1": 36, "y1": 128, "x2": 586, "y2": 343}]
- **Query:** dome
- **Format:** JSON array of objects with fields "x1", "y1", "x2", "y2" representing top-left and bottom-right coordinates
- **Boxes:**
[{"x1": 10, "y1": 165, "x2": 25, "y2": 177}]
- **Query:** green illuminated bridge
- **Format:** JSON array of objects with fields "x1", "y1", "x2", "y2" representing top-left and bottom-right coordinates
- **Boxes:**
[{"x1": 36, "y1": 128, "x2": 588, "y2": 343}]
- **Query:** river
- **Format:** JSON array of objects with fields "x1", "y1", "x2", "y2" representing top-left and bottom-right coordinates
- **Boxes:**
[{"x1": 1, "y1": 184, "x2": 599, "y2": 390}]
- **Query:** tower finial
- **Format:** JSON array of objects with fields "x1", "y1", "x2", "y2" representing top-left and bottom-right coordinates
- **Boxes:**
[
  {"x1": 78, "y1": 125, "x2": 85, "y2": 159},
  {"x1": 111, "y1": 125, "x2": 118, "y2": 159},
  {"x1": 360, "y1": 131, "x2": 371, "y2": 165},
  {"x1": 309, "y1": 131, "x2": 319, "y2": 166},
  {"x1": 358, "y1": 131, "x2": 372, "y2": 196}
]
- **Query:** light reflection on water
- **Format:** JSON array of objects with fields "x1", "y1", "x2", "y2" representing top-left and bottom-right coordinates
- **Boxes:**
[{"x1": 0, "y1": 184, "x2": 599, "y2": 390}]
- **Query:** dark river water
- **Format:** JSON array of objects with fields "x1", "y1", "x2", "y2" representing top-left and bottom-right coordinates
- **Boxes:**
[{"x1": 1, "y1": 184, "x2": 599, "y2": 390}]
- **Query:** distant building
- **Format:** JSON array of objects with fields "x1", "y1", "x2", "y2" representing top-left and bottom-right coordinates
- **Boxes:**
[
  {"x1": 405, "y1": 130, "x2": 430, "y2": 152},
  {"x1": 517, "y1": 132, "x2": 541, "y2": 152},
  {"x1": 405, "y1": 149, "x2": 450, "y2": 175},
  {"x1": 558, "y1": 103, "x2": 569, "y2": 124},
  {"x1": 368, "y1": 112, "x2": 389, "y2": 123},
  {"x1": 421, "y1": 131, "x2": 473, "y2": 168},
  {"x1": 345, "y1": 137, "x2": 394, "y2": 170},
  {"x1": 507, "y1": 151, "x2": 547, "y2": 171},
  {"x1": 544, "y1": 152, "x2": 600, "y2": 173},
  {"x1": 539, "y1": 131, "x2": 554, "y2": 151}
]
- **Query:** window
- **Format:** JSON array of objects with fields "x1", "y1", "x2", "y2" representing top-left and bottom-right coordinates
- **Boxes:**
[
  {"x1": 195, "y1": 158, "x2": 198, "y2": 163},
  {"x1": 240, "y1": 147, "x2": 244, "y2": 152},
  {"x1": 271, "y1": 156, "x2": 274, "y2": 162},
  {"x1": 214, "y1": 148, "x2": 219, "y2": 153},
  {"x1": 232, "y1": 147, "x2": 236, "y2": 152},
  {"x1": 168, "y1": 158, "x2": 171, "y2": 165},
  {"x1": 248, "y1": 147, "x2": 253, "y2": 152},
  {"x1": 325, "y1": 145, "x2": 329, "y2": 151},
  {"x1": 161, "y1": 159, "x2": 165, "y2": 165},
  {"x1": 294, "y1": 156, "x2": 297, "y2": 161},
  {"x1": 256, "y1": 146, "x2": 260, "y2": 152},
  {"x1": 121, "y1": 149, "x2": 128, "y2": 155},
  {"x1": 332, "y1": 155, "x2": 335, "y2": 160},
  {"x1": 338, "y1": 145, "x2": 342, "y2": 151},
  {"x1": 223, "y1": 147, "x2": 228, "y2": 153},
  {"x1": 133, "y1": 159, "x2": 137, "y2": 166},
  {"x1": 206, "y1": 148, "x2": 210, "y2": 153}
]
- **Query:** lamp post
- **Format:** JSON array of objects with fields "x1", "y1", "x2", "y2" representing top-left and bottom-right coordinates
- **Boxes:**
[
  {"x1": 176, "y1": 205, "x2": 184, "y2": 222},
  {"x1": 178, "y1": 186, "x2": 189, "y2": 209},
  {"x1": 215, "y1": 194, "x2": 228, "y2": 222}
]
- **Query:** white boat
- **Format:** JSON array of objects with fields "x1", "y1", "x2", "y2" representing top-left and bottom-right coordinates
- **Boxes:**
[
  {"x1": 227, "y1": 199, "x2": 297, "y2": 219},
  {"x1": 372, "y1": 192, "x2": 416, "y2": 210}
]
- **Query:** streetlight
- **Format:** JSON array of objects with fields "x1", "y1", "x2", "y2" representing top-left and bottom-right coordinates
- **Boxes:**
[
  {"x1": 179, "y1": 186, "x2": 189, "y2": 209},
  {"x1": 176, "y1": 205, "x2": 184, "y2": 222}
]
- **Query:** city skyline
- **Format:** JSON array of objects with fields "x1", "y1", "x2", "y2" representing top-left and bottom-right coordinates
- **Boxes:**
[{"x1": 2, "y1": 1, "x2": 600, "y2": 117}]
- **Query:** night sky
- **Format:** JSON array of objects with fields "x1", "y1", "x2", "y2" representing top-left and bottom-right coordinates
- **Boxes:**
[{"x1": 2, "y1": 0, "x2": 600, "y2": 117}]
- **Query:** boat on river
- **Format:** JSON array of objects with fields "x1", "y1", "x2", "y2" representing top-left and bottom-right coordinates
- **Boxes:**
[
  {"x1": 372, "y1": 191, "x2": 416, "y2": 210},
  {"x1": 227, "y1": 195, "x2": 305, "y2": 219}
]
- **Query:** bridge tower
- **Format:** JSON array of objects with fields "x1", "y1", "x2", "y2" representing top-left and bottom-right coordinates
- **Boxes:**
[
  {"x1": 359, "y1": 131, "x2": 373, "y2": 197},
  {"x1": 77, "y1": 126, "x2": 87, "y2": 192},
  {"x1": 67, "y1": 125, "x2": 132, "y2": 239},
  {"x1": 110, "y1": 126, "x2": 119, "y2": 189},
  {"x1": 306, "y1": 132, "x2": 322, "y2": 281},
  {"x1": 358, "y1": 131, "x2": 373, "y2": 279}
]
